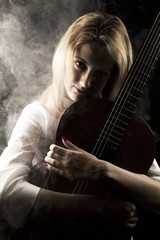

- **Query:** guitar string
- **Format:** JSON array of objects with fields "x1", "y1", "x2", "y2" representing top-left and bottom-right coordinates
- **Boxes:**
[{"x1": 72, "y1": 12, "x2": 160, "y2": 194}]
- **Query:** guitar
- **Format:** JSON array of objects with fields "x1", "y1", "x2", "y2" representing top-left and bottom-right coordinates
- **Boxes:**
[{"x1": 52, "y1": 10, "x2": 160, "y2": 239}]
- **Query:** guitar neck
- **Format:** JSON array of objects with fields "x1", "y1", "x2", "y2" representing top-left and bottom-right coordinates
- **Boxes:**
[
  {"x1": 119, "y1": 10, "x2": 160, "y2": 114},
  {"x1": 92, "y1": 11, "x2": 160, "y2": 159}
]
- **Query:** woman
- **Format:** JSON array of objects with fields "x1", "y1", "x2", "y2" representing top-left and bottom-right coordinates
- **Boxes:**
[{"x1": 0, "y1": 12, "x2": 159, "y2": 239}]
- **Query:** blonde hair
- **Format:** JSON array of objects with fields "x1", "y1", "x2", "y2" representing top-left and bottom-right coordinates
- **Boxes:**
[{"x1": 40, "y1": 12, "x2": 133, "y2": 116}]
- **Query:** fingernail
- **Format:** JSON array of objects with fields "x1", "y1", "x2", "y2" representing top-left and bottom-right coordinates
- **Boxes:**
[
  {"x1": 43, "y1": 162, "x2": 48, "y2": 167},
  {"x1": 62, "y1": 136, "x2": 67, "y2": 141}
]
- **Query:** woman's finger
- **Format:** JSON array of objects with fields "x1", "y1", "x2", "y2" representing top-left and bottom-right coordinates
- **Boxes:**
[
  {"x1": 47, "y1": 150, "x2": 53, "y2": 157},
  {"x1": 47, "y1": 150, "x2": 64, "y2": 162},
  {"x1": 49, "y1": 144, "x2": 67, "y2": 156},
  {"x1": 44, "y1": 162, "x2": 64, "y2": 176},
  {"x1": 62, "y1": 137, "x2": 81, "y2": 151},
  {"x1": 44, "y1": 156, "x2": 61, "y2": 168}
]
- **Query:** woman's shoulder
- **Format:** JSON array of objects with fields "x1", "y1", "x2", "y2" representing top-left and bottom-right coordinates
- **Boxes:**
[
  {"x1": 22, "y1": 101, "x2": 54, "y2": 121},
  {"x1": 14, "y1": 102, "x2": 55, "y2": 133},
  {"x1": 23, "y1": 101, "x2": 49, "y2": 114}
]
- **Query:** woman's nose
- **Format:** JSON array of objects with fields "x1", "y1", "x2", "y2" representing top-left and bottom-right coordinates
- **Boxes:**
[{"x1": 79, "y1": 71, "x2": 92, "y2": 89}]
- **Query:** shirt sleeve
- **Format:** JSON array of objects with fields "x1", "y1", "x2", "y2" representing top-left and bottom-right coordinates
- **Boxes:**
[
  {"x1": 0, "y1": 104, "x2": 43, "y2": 229},
  {"x1": 147, "y1": 159, "x2": 160, "y2": 181}
]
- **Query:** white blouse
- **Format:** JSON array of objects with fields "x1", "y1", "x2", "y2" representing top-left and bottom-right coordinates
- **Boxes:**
[
  {"x1": 0, "y1": 101, "x2": 160, "y2": 229},
  {"x1": 0, "y1": 102, "x2": 56, "y2": 229}
]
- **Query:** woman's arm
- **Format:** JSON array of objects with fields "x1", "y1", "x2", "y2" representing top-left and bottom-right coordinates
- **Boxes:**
[
  {"x1": 105, "y1": 162, "x2": 160, "y2": 213},
  {"x1": 44, "y1": 138, "x2": 160, "y2": 214},
  {"x1": 30, "y1": 188, "x2": 98, "y2": 219},
  {"x1": 29, "y1": 187, "x2": 138, "y2": 228},
  {"x1": 0, "y1": 102, "x2": 52, "y2": 229}
]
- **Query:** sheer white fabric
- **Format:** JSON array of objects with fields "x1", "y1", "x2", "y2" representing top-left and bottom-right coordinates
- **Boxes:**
[
  {"x1": 0, "y1": 101, "x2": 160, "y2": 230},
  {"x1": 147, "y1": 159, "x2": 160, "y2": 180},
  {"x1": 0, "y1": 102, "x2": 55, "y2": 228}
]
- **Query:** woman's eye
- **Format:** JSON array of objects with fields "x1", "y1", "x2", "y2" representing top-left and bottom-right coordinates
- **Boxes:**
[
  {"x1": 96, "y1": 71, "x2": 108, "y2": 78},
  {"x1": 75, "y1": 61, "x2": 86, "y2": 69}
]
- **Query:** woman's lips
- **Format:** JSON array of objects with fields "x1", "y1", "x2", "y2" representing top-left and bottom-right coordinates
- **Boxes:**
[{"x1": 73, "y1": 86, "x2": 87, "y2": 96}]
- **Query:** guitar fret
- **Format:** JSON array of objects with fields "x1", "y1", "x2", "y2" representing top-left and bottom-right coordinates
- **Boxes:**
[
  {"x1": 128, "y1": 93, "x2": 139, "y2": 100},
  {"x1": 111, "y1": 146, "x2": 118, "y2": 150},
  {"x1": 127, "y1": 82, "x2": 146, "y2": 91},
  {"x1": 130, "y1": 85, "x2": 145, "y2": 92},
  {"x1": 104, "y1": 123, "x2": 126, "y2": 137},
  {"x1": 145, "y1": 52, "x2": 158, "y2": 61},
  {"x1": 125, "y1": 83, "x2": 143, "y2": 95},
  {"x1": 99, "y1": 126, "x2": 125, "y2": 141},
  {"x1": 112, "y1": 110, "x2": 132, "y2": 119},
  {"x1": 99, "y1": 134, "x2": 121, "y2": 142},
  {"x1": 122, "y1": 107, "x2": 134, "y2": 114},
  {"x1": 107, "y1": 127, "x2": 124, "y2": 136},
  {"x1": 129, "y1": 76, "x2": 147, "y2": 85},
  {"x1": 139, "y1": 60, "x2": 154, "y2": 69},
  {"x1": 100, "y1": 129, "x2": 124, "y2": 138},
  {"x1": 150, "y1": 41, "x2": 160, "y2": 50},
  {"x1": 98, "y1": 122, "x2": 127, "y2": 147},
  {"x1": 120, "y1": 98, "x2": 136, "y2": 107},
  {"x1": 96, "y1": 137, "x2": 119, "y2": 147},
  {"x1": 136, "y1": 69, "x2": 150, "y2": 77},
  {"x1": 140, "y1": 54, "x2": 159, "y2": 74},
  {"x1": 110, "y1": 116, "x2": 129, "y2": 125},
  {"x1": 108, "y1": 139, "x2": 119, "y2": 146},
  {"x1": 107, "y1": 122, "x2": 126, "y2": 131},
  {"x1": 119, "y1": 112, "x2": 131, "y2": 119}
]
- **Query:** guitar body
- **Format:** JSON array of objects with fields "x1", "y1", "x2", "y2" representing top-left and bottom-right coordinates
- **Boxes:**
[
  {"x1": 51, "y1": 98, "x2": 156, "y2": 240},
  {"x1": 56, "y1": 98, "x2": 155, "y2": 176}
]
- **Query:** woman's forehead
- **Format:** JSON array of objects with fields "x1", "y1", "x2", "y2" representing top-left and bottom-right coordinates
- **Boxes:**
[{"x1": 74, "y1": 42, "x2": 114, "y2": 69}]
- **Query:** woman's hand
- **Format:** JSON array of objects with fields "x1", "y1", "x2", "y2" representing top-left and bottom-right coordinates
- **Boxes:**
[
  {"x1": 44, "y1": 137, "x2": 107, "y2": 181},
  {"x1": 96, "y1": 192, "x2": 138, "y2": 229}
]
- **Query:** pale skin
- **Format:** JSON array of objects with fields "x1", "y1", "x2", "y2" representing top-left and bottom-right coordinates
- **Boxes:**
[{"x1": 31, "y1": 42, "x2": 139, "y2": 229}]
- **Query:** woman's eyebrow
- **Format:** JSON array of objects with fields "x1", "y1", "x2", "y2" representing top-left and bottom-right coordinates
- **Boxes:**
[{"x1": 74, "y1": 56, "x2": 87, "y2": 64}]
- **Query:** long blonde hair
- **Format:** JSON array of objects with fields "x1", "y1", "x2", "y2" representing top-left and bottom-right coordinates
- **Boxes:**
[{"x1": 40, "y1": 12, "x2": 133, "y2": 116}]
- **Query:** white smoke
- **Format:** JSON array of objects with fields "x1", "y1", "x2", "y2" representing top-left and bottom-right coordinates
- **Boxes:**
[{"x1": 0, "y1": 0, "x2": 98, "y2": 146}]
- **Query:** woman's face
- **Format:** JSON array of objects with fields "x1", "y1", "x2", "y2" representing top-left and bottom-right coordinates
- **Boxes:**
[{"x1": 64, "y1": 41, "x2": 115, "y2": 103}]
